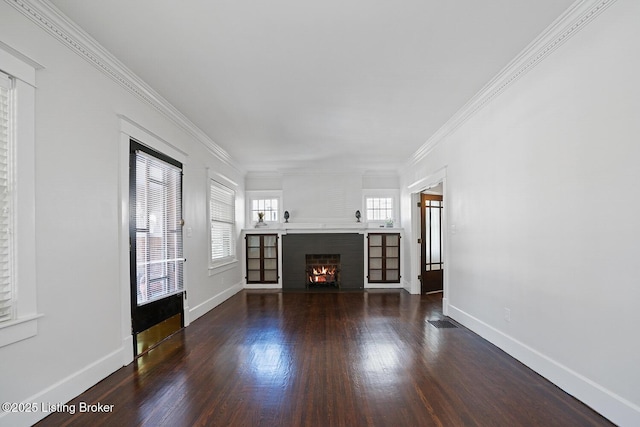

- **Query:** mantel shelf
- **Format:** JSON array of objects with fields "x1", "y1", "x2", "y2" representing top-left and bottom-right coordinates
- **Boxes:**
[{"x1": 243, "y1": 223, "x2": 403, "y2": 234}]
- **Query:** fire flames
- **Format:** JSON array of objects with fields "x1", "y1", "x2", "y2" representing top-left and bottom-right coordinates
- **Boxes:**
[{"x1": 309, "y1": 265, "x2": 336, "y2": 283}]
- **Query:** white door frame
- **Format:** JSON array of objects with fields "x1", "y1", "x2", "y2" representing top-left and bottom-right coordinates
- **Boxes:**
[
  {"x1": 407, "y1": 167, "x2": 449, "y2": 315},
  {"x1": 118, "y1": 116, "x2": 189, "y2": 365}
]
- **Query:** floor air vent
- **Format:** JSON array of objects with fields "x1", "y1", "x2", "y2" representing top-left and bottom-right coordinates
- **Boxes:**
[{"x1": 428, "y1": 319, "x2": 458, "y2": 329}]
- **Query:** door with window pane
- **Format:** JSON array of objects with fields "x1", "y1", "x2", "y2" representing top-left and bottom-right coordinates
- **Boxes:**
[
  {"x1": 421, "y1": 193, "x2": 443, "y2": 293},
  {"x1": 368, "y1": 233, "x2": 401, "y2": 283},
  {"x1": 246, "y1": 234, "x2": 279, "y2": 283},
  {"x1": 130, "y1": 140, "x2": 184, "y2": 356}
]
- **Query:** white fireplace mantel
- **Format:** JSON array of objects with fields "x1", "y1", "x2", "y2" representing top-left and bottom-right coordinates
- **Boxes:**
[{"x1": 243, "y1": 223, "x2": 403, "y2": 234}]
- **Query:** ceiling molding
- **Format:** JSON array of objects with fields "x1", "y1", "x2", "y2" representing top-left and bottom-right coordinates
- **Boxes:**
[
  {"x1": 5, "y1": 0, "x2": 244, "y2": 174},
  {"x1": 405, "y1": 0, "x2": 616, "y2": 169}
]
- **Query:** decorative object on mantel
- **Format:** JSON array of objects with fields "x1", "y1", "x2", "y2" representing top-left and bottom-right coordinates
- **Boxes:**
[
  {"x1": 255, "y1": 212, "x2": 268, "y2": 228},
  {"x1": 355, "y1": 210, "x2": 361, "y2": 222},
  {"x1": 284, "y1": 211, "x2": 290, "y2": 223},
  {"x1": 386, "y1": 218, "x2": 394, "y2": 228}
]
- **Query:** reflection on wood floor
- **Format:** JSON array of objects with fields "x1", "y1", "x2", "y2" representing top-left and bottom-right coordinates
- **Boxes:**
[{"x1": 36, "y1": 290, "x2": 613, "y2": 426}]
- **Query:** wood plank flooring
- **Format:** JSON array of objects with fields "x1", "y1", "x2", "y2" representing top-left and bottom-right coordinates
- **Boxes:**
[{"x1": 36, "y1": 290, "x2": 613, "y2": 426}]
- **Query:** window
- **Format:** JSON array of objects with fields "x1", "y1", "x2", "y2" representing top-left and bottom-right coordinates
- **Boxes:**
[
  {"x1": 366, "y1": 197, "x2": 394, "y2": 221},
  {"x1": 0, "y1": 45, "x2": 39, "y2": 348},
  {"x1": 210, "y1": 179, "x2": 236, "y2": 264},
  {"x1": 132, "y1": 146, "x2": 184, "y2": 304},
  {"x1": 246, "y1": 191, "x2": 282, "y2": 225},
  {"x1": 250, "y1": 198, "x2": 278, "y2": 222},
  {"x1": 0, "y1": 72, "x2": 12, "y2": 323}
]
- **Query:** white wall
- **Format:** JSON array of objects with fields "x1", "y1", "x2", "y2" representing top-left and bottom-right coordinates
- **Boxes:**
[
  {"x1": 400, "y1": 0, "x2": 640, "y2": 425},
  {"x1": 246, "y1": 171, "x2": 399, "y2": 224},
  {"x1": 0, "y1": 3, "x2": 244, "y2": 426},
  {"x1": 282, "y1": 172, "x2": 362, "y2": 223},
  {"x1": 4, "y1": 0, "x2": 637, "y2": 425}
]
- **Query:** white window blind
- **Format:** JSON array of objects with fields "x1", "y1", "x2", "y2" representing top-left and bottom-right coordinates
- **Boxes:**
[
  {"x1": 0, "y1": 72, "x2": 13, "y2": 322},
  {"x1": 210, "y1": 180, "x2": 235, "y2": 261},
  {"x1": 134, "y1": 150, "x2": 184, "y2": 305}
]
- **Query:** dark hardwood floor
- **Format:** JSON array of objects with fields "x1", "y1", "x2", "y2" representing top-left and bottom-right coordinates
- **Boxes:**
[{"x1": 36, "y1": 290, "x2": 613, "y2": 427}]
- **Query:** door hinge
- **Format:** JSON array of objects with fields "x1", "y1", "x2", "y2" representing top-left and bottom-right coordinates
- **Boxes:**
[
  {"x1": 417, "y1": 202, "x2": 421, "y2": 208},
  {"x1": 417, "y1": 238, "x2": 422, "y2": 244}
]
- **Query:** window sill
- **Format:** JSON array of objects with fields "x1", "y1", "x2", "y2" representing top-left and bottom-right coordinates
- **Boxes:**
[
  {"x1": 208, "y1": 258, "x2": 238, "y2": 276},
  {"x1": 0, "y1": 314, "x2": 43, "y2": 348}
]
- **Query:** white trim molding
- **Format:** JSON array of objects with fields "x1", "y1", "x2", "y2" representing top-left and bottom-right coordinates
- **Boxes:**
[
  {"x1": 405, "y1": 0, "x2": 617, "y2": 168},
  {"x1": 189, "y1": 282, "x2": 243, "y2": 322},
  {"x1": 0, "y1": 346, "x2": 125, "y2": 426},
  {"x1": 0, "y1": 41, "x2": 40, "y2": 349},
  {"x1": 118, "y1": 116, "x2": 191, "y2": 363},
  {"x1": 448, "y1": 304, "x2": 640, "y2": 427},
  {"x1": 5, "y1": 0, "x2": 244, "y2": 174},
  {"x1": 407, "y1": 167, "x2": 448, "y2": 297}
]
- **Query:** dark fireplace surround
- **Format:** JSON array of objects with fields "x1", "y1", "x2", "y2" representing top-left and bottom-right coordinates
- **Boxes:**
[{"x1": 282, "y1": 233, "x2": 364, "y2": 290}]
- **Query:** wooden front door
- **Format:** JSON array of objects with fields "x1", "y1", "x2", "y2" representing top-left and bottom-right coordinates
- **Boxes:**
[{"x1": 420, "y1": 193, "x2": 443, "y2": 294}]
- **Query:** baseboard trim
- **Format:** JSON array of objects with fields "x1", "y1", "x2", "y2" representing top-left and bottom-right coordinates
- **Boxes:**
[
  {"x1": 0, "y1": 347, "x2": 125, "y2": 427},
  {"x1": 121, "y1": 334, "x2": 134, "y2": 366},
  {"x1": 189, "y1": 282, "x2": 243, "y2": 322},
  {"x1": 402, "y1": 279, "x2": 416, "y2": 294},
  {"x1": 244, "y1": 283, "x2": 282, "y2": 290},
  {"x1": 1, "y1": 285, "x2": 244, "y2": 427},
  {"x1": 365, "y1": 283, "x2": 403, "y2": 289},
  {"x1": 448, "y1": 304, "x2": 640, "y2": 427}
]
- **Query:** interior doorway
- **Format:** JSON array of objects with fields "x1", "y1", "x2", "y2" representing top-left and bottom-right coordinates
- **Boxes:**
[{"x1": 420, "y1": 188, "x2": 443, "y2": 294}]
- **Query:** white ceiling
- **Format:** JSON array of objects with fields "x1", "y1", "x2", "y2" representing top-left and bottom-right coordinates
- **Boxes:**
[{"x1": 50, "y1": 0, "x2": 574, "y2": 173}]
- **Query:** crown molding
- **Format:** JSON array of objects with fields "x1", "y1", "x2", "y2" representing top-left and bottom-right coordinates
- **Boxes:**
[
  {"x1": 5, "y1": 0, "x2": 244, "y2": 174},
  {"x1": 405, "y1": 0, "x2": 616, "y2": 169}
]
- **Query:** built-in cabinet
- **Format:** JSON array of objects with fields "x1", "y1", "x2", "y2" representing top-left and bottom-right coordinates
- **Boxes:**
[
  {"x1": 367, "y1": 233, "x2": 401, "y2": 283},
  {"x1": 245, "y1": 234, "x2": 279, "y2": 283},
  {"x1": 243, "y1": 228, "x2": 403, "y2": 288}
]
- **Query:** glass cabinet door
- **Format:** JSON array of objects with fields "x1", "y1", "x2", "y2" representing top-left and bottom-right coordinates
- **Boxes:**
[
  {"x1": 368, "y1": 233, "x2": 400, "y2": 283},
  {"x1": 246, "y1": 234, "x2": 279, "y2": 283}
]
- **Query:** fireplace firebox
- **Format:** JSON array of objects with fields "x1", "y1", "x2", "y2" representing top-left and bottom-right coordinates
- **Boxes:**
[{"x1": 306, "y1": 254, "x2": 340, "y2": 288}]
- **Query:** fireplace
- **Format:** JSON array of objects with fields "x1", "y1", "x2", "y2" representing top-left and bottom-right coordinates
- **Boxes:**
[
  {"x1": 306, "y1": 254, "x2": 340, "y2": 288},
  {"x1": 282, "y1": 233, "x2": 364, "y2": 290}
]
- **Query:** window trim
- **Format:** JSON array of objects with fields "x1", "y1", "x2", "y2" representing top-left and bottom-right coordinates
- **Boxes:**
[
  {"x1": 0, "y1": 44, "x2": 41, "y2": 348},
  {"x1": 208, "y1": 171, "x2": 239, "y2": 272},
  {"x1": 363, "y1": 190, "x2": 400, "y2": 225},
  {"x1": 245, "y1": 190, "x2": 283, "y2": 225}
]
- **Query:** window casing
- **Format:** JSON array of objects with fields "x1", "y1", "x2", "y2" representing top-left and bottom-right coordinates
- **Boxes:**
[
  {"x1": 246, "y1": 191, "x2": 282, "y2": 225},
  {"x1": 0, "y1": 45, "x2": 40, "y2": 348},
  {"x1": 364, "y1": 196, "x2": 400, "y2": 223},
  {"x1": 210, "y1": 179, "x2": 236, "y2": 266},
  {"x1": 366, "y1": 197, "x2": 394, "y2": 221},
  {"x1": 0, "y1": 72, "x2": 13, "y2": 323},
  {"x1": 250, "y1": 198, "x2": 279, "y2": 222}
]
